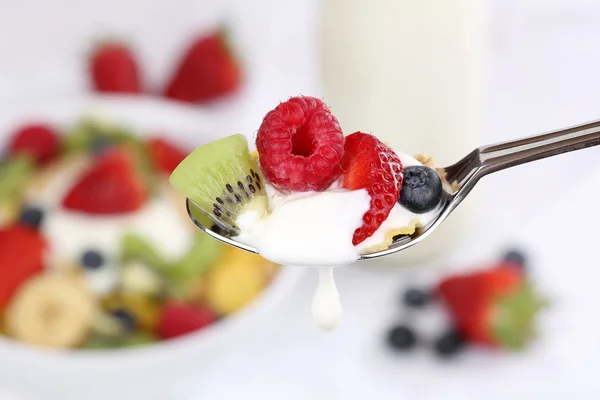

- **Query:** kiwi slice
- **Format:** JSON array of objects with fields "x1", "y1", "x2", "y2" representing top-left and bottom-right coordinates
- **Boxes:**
[
  {"x1": 169, "y1": 134, "x2": 267, "y2": 234},
  {"x1": 121, "y1": 233, "x2": 171, "y2": 270},
  {"x1": 120, "y1": 232, "x2": 222, "y2": 296},
  {"x1": 62, "y1": 118, "x2": 137, "y2": 154},
  {"x1": 170, "y1": 233, "x2": 223, "y2": 282},
  {"x1": 0, "y1": 155, "x2": 35, "y2": 203}
]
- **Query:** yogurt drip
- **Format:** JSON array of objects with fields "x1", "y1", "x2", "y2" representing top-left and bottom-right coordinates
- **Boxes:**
[{"x1": 311, "y1": 267, "x2": 342, "y2": 331}]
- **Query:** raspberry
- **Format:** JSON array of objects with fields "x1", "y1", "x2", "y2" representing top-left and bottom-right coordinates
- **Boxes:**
[
  {"x1": 341, "y1": 132, "x2": 404, "y2": 245},
  {"x1": 256, "y1": 96, "x2": 344, "y2": 192},
  {"x1": 8, "y1": 124, "x2": 60, "y2": 164}
]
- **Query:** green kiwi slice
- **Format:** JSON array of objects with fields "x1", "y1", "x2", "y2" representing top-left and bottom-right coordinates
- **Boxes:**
[
  {"x1": 169, "y1": 134, "x2": 267, "y2": 234},
  {"x1": 0, "y1": 155, "x2": 35, "y2": 203}
]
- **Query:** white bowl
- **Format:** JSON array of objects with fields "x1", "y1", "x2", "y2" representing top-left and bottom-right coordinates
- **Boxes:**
[{"x1": 0, "y1": 95, "x2": 304, "y2": 399}]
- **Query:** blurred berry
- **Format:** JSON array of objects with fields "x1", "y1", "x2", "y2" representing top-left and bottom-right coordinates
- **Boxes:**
[
  {"x1": 81, "y1": 250, "x2": 105, "y2": 270},
  {"x1": 503, "y1": 248, "x2": 527, "y2": 269},
  {"x1": 434, "y1": 329, "x2": 466, "y2": 358},
  {"x1": 18, "y1": 207, "x2": 44, "y2": 229},
  {"x1": 387, "y1": 324, "x2": 417, "y2": 351},
  {"x1": 402, "y1": 287, "x2": 431, "y2": 308}
]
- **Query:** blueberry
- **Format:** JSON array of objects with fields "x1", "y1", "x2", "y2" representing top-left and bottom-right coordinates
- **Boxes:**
[
  {"x1": 433, "y1": 329, "x2": 465, "y2": 358},
  {"x1": 81, "y1": 250, "x2": 105, "y2": 269},
  {"x1": 91, "y1": 136, "x2": 115, "y2": 154},
  {"x1": 18, "y1": 207, "x2": 44, "y2": 229},
  {"x1": 387, "y1": 324, "x2": 418, "y2": 351},
  {"x1": 111, "y1": 309, "x2": 136, "y2": 332},
  {"x1": 399, "y1": 166, "x2": 443, "y2": 214},
  {"x1": 503, "y1": 248, "x2": 527, "y2": 269},
  {"x1": 402, "y1": 288, "x2": 431, "y2": 308}
]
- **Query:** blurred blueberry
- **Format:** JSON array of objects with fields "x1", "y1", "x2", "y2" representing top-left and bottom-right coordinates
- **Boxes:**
[
  {"x1": 18, "y1": 206, "x2": 44, "y2": 229},
  {"x1": 387, "y1": 324, "x2": 418, "y2": 351},
  {"x1": 402, "y1": 287, "x2": 431, "y2": 308},
  {"x1": 434, "y1": 329, "x2": 466, "y2": 358},
  {"x1": 111, "y1": 309, "x2": 136, "y2": 332},
  {"x1": 81, "y1": 250, "x2": 105, "y2": 270}
]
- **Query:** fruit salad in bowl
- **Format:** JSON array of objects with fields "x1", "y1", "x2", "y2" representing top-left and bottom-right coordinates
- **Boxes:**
[{"x1": 0, "y1": 96, "x2": 303, "y2": 397}]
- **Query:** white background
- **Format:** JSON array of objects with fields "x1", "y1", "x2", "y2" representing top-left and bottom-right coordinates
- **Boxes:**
[{"x1": 2, "y1": 0, "x2": 600, "y2": 398}]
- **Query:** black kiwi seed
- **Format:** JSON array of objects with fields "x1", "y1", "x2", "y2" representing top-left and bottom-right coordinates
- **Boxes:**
[
  {"x1": 213, "y1": 208, "x2": 222, "y2": 217},
  {"x1": 216, "y1": 197, "x2": 224, "y2": 204},
  {"x1": 237, "y1": 181, "x2": 244, "y2": 190},
  {"x1": 256, "y1": 182, "x2": 262, "y2": 190},
  {"x1": 246, "y1": 175, "x2": 252, "y2": 183},
  {"x1": 226, "y1": 196, "x2": 234, "y2": 203},
  {"x1": 213, "y1": 203, "x2": 221, "y2": 210},
  {"x1": 235, "y1": 194, "x2": 242, "y2": 202},
  {"x1": 251, "y1": 169, "x2": 257, "y2": 178},
  {"x1": 255, "y1": 174, "x2": 261, "y2": 183},
  {"x1": 226, "y1": 184, "x2": 234, "y2": 193},
  {"x1": 249, "y1": 184, "x2": 256, "y2": 193}
]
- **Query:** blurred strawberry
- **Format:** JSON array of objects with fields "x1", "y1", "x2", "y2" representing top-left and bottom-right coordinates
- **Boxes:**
[
  {"x1": 7, "y1": 124, "x2": 60, "y2": 164},
  {"x1": 62, "y1": 149, "x2": 147, "y2": 214},
  {"x1": 148, "y1": 137, "x2": 188, "y2": 174},
  {"x1": 436, "y1": 263, "x2": 545, "y2": 350},
  {"x1": 164, "y1": 29, "x2": 242, "y2": 103},
  {"x1": 0, "y1": 225, "x2": 46, "y2": 309},
  {"x1": 89, "y1": 41, "x2": 142, "y2": 93},
  {"x1": 156, "y1": 302, "x2": 216, "y2": 339}
]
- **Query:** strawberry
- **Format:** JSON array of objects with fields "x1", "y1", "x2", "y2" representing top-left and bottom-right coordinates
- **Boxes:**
[
  {"x1": 7, "y1": 124, "x2": 60, "y2": 164},
  {"x1": 437, "y1": 263, "x2": 545, "y2": 349},
  {"x1": 156, "y1": 302, "x2": 216, "y2": 340},
  {"x1": 164, "y1": 29, "x2": 242, "y2": 103},
  {"x1": 62, "y1": 149, "x2": 147, "y2": 214},
  {"x1": 148, "y1": 137, "x2": 188, "y2": 174},
  {"x1": 89, "y1": 41, "x2": 142, "y2": 94},
  {"x1": 0, "y1": 225, "x2": 46, "y2": 309},
  {"x1": 341, "y1": 132, "x2": 404, "y2": 245}
]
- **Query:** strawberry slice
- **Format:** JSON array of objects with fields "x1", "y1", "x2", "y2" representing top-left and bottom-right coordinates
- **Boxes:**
[
  {"x1": 156, "y1": 302, "x2": 216, "y2": 340},
  {"x1": 148, "y1": 137, "x2": 188, "y2": 174},
  {"x1": 62, "y1": 149, "x2": 147, "y2": 214},
  {"x1": 437, "y1": 263, "x2": 545, "y2": 349},
  {"x1": 164, "y1": 29, "x2": 242, "y2": 103},
  {"x1": 0, "y1": 225, "x2": 46, "y2": 308},
  {"x1": 7, "y1": 124, "x2": 60, "y2": 164},
  {"x1": 341, "y1": 132, "x2": 404, "y2": 245}
]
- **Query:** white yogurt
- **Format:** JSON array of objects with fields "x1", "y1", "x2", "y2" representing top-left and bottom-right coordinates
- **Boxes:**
[
  {"x1": 234, "y1": 151, "x2": 438, "y2": 331},
  {"x1": 236, "y1": 187, "x2": 370, "y2": 266}
]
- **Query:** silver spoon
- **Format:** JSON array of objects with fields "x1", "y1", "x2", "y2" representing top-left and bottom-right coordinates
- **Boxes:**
[{"x1": 186, "y1": 118, "x2": 600, "y2": 260}]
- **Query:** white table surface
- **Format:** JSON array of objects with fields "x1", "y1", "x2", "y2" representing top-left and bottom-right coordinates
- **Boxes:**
[{"x1": 2, "y1": 1, "x2": 600, "y2": 399}]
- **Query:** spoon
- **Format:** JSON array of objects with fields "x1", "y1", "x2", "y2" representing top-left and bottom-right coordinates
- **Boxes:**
[{"x1": 186, "y1": 118, "x2": 600, "y2": 260}]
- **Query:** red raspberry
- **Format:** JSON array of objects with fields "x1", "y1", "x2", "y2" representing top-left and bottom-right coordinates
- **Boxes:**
[
  {"x1": 256, "y1": 96, "x2": 344, "y2": 192},
  {"x1": 341, "y1": 132, "x2": 404, "y2": 245},
  {"x1": 7, "y1": 124, "x2": 60, "y2": 164}
]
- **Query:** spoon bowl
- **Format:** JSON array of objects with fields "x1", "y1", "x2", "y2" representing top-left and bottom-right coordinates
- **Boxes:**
[{"x1": 186, "y1": 118, "x2": 600, "y2": 260}]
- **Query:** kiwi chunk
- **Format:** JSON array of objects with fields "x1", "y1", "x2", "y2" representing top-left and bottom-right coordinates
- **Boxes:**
[
  {"x1": 120, "y1": 233, "x2": 223, "y2": 296},
  {"x1": 121, "y1": 233, "x2": 171, "y2": 270},
  {"x1": 62, "y1": 118, "x2": 138, "y2": 154},
  {"x1": 169, "y1": 134, "x2": 267, "y2": 234},
  {"x1": 0, "y1": 155, "x2": 35, "y2": 203},
  {"x1": 170, "y1": 233, "x2": 223, "y2": 282}
]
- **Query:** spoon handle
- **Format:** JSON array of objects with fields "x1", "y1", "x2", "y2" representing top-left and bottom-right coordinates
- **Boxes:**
[{"x1": 477, "y1": 119, "x2": 600, "y2": 175}]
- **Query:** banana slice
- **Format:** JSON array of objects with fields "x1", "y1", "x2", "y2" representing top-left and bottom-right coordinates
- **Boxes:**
[
  {"x1": 5, "y1": 275, "x2": 96, "y2": 348},
  {"x1": 205, "y1": 247, "x2": 268, "y2": 315},
  {"x1": 0, "y1": 199, "x2": 19, "y2": 228}
]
